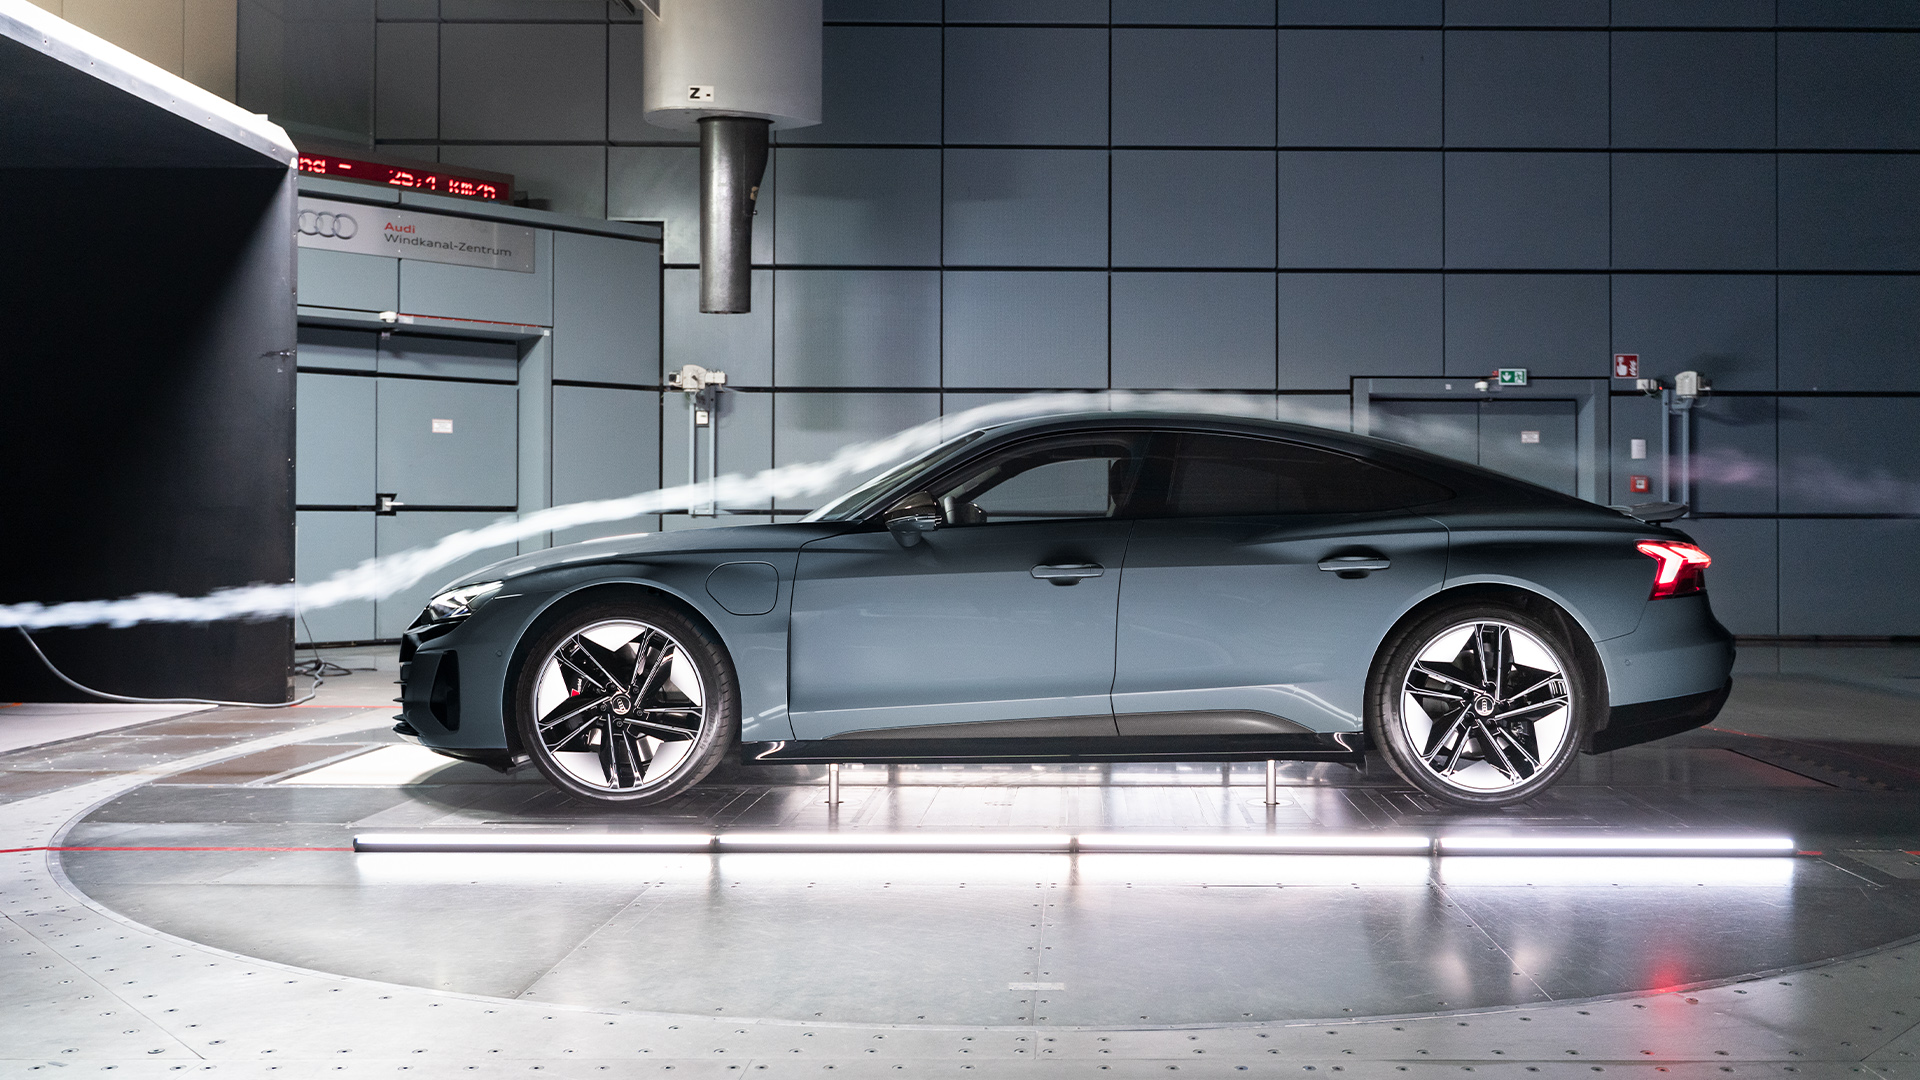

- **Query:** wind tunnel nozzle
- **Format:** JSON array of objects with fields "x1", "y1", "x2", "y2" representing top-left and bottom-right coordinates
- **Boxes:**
[{"x1": 699, "y1": 116, "x2": 772, "y2": 314}]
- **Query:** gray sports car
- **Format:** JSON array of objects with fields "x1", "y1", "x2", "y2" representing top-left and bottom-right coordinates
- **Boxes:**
[{"x1": 394, "y1": 412, "x2": 1733, "y2": 809}]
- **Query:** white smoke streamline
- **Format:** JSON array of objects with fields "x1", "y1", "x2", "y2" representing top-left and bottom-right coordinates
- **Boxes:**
[{"x1": 0, "y1": 392, "x2": 1322, "y2": 632}]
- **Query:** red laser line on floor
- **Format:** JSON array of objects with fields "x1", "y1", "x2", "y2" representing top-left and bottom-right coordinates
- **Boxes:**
[{"x1": 0, "y1": 846, "x2": 354, "y2": 854}]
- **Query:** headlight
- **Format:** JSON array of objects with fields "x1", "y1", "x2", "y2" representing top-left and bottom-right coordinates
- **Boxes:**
[{"x1": 423, "y1": 581, "x2": 503, "y2": 623}]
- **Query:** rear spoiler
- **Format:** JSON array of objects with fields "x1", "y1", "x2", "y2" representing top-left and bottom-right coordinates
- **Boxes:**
[{"x1": 1610, "y1": 501, "x2": 1688, "y2": 524}]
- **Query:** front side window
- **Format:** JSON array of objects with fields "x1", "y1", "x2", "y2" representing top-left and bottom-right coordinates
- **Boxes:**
[
  {"x1": 1142, "y1": 432, "x2": 1452, "y2": 517},
  {"x1": 926, "y1": 433, "x2": 1147, "y2": 525}
]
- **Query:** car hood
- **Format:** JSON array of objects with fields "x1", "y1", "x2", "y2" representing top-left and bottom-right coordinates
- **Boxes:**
[{"x1": 437, "y1": 521, "x2": 852, "y2": 594}]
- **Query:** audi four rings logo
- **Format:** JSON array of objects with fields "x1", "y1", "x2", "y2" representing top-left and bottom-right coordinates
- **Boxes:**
[{"x1": 298, "y1": 210, "x2": 358, "y2": 239}]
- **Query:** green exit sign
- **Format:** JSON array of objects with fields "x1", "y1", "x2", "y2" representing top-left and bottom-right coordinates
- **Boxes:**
[{"x1": 1497, "y1": 367, "x2": 1530, "y2": 386}]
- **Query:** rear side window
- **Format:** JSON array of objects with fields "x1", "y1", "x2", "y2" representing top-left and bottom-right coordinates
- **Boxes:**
[{"x1": 1145, "y1": 432, "x2": 1452, "y2": 516}]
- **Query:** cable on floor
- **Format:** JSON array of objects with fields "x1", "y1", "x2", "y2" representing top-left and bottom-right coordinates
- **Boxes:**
[{"x1": 13, "y1": 627, "x2": 322, "y2": 708}]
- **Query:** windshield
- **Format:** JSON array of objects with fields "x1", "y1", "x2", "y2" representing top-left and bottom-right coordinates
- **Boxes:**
[{"x1": 801, "y1": 430, "x2": 988, "y2": 522}]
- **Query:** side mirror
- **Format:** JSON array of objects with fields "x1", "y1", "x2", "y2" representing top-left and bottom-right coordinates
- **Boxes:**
[{"x1": 885, "y1": 492, "x2": 943, "y2": 547}]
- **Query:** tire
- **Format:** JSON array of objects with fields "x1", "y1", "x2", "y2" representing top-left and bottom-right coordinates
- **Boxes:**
[
  {"x1": 512, "y1": 599, "x2": 738, "y2": 806},
  {"x1": 1365, "y1": 602, "x2": 1598, "y2": 808}
]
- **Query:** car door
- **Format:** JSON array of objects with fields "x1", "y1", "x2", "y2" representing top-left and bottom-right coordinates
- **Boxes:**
[
  {"x1": 1111, "y1": 431, "x2": 1452, "y2": 735},
  {"x1": 788, "y1": 431, "x2": 1146, "y2": 741}
]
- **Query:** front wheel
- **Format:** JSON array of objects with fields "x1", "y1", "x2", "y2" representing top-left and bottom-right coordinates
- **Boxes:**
[
  {"x1": 513, "y1": 600, "x2": 738, "y2": 806},
  {"x1": 1366, "y1": 604, "x2": 1598, "y2": 808}
]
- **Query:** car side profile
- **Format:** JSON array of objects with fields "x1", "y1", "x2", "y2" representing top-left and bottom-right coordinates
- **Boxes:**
[{"x1": 394, "y1": 412, "x2": 1734, "y2": 808}]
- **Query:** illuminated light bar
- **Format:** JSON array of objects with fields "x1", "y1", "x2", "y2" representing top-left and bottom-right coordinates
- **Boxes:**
[
  {"x1": 717, "y1": 832, "x2": 1063, "y2": 852},
  {"x1": 353, "y1": 832, "x2": 715, "y2": 853},
  {"x1": 1075, "y1": 833, "x2": 1431, "y2": 854},
  {"x1": 1439, "y1": 835, "x2": 1796, "y2": 856}
]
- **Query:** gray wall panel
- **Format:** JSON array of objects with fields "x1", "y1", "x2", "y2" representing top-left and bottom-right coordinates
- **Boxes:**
[
  {"x1": 551, "y1": 384, "x2": 660, "y2": 544},
  {"x1": 375, "y1": 377, "x2": 519, "y2": 506},
  {"x1": 773, "y1": 270, "x2": 941, "y2": 387},
  {"x1": 1779, "y1": 33, "x2": 1920, "y2": 149},
  {"x1": 296, "y1": 373, "x2": 377, "y2": 505},
  {"x1": 943, "y1": 150, "x2": 1108, "y2": 268},
  {"x1": 552, "y1": 231, "x2": 660, "y2": 386},
  {"x1": 1610, "y1": 31, "x2": 1775, "y2": 148},
  {"x1": 1277, "y1": 0, "x2": 1439, "y2": 22},
  {"x1": 1112, "y1": 29, "x2": 1276, "y2": 147},
  {"x1": 374, "y1": 511, "x2": 512, "y2": 637},
  {"x1": 824, "y1": 0, "x2": 940, "y2": 21},
  {"x1": 1276, "y1": 151, "x2": 1442, "y2": 268},
  {"x1": 1277, "y1": 273, "x2": 1443, "y2": 388},
  {"x1": 1777, "y1": 0, "x2": 1920, "y2": 27},
  {"x1": 1675, "y1": 518, "x2": 1776, "y2": 636},
  {"x1": 662, "y1": 389, "x2": 771, "y2": 519},
  {"x1": 1112, "y1": 150, "x2": 1277, "y2": 268},
  {"x1": 375, "y1": 21, "x2": 437, "y2": 140},
  {"x1": 1610, "y1": 0, "x2": 1774, "y2": 27},
  {"x1": 1446, "y1": 152, "x2": 1610, "y2": 269},
  {"x1": 609, "y1": 146, "x2": 776, "y2": 267},
  {"x1": 944, "y1": 28, "x2": 1108, "y2": 146},
  {"x1": 438, "y1": 23, "x2": 605, "y2": 142},
  {"x1": 943, "y1": 271, "x2": 1108, "y2": 389},
  {"x1": 774, "y1": 392, "x2": 940, "y2": 511},
  {"x1": 808, "y1": 26, "x2": 941, "y2": 145},
  {"x1": 1112, "y1": 272, "x2": 1278, "y2": 390},
  {"x1": 1611, "y1": 153, "x2": 1776, "y2": 270},
  {"x1": 944, "y1": 0, "x2": 1106, "y2": 22},
  {"x1": 1114, "y1": 0, "x2": 1275, "y2": 25},
  {"x1": 297, "y1": 249, "x2": 398, "y2": 313},
  {"x1": 297, "y1": 326, "x2": 378, "y2": 372},
  {"x1": 664, "y1": 268, "x2": 772, "y2": 386},
  {"x1": 1779, "y1": 155, "x2": 1920, "y2": 271},
  {"x1": 1611, "y1": 274, "x2": 1777, "y2": 392},
  {"x1": 399, "y1": 227, "x2": 555, "y2": 326},
  {"x1": 1777, "y1": 398, "x2": 1920, "y2": 515},
  {"x1": 295, "y1": 511, "x2": 377, "y2": 643},
  {"x1": 1446, "y1": 0, "x2": 1607, "y2": 25},
  {"x1": 1690, "y1": 395, "x2": 1777, "y2": 515},
  {"x1": 1779, "y1": 520, "x2": 1920, "y2": 636},
  {"x1": 1444, "y1": 274, "x2": 1609, "y2": 377},
  {"x1": 1445, "y1": 30, "x2": 1608, "y2": 146},
  {"x1": 1778, "y1": 276, "x2": 1920, "y2": 392},
  {"x1": 1276, "y1": 30, "x2": 1441, "y2": 148},
  {"x1": 378, "y1": 332, "x2": 519, "y2": 381},
  {"x1": 1607, "y1": 391, "x2": 1663, "y2": 505},
  {"x1": 440, "y1": 0, "x2": 602, "y2": 19},
  {"x1": 774, "y1": 149, "x2": 941, "y2": 266}
]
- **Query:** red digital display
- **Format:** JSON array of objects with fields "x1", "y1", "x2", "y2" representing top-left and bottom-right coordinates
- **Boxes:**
[{"x1": 297, "y1": 152, "x2": 512, "y2": 203}]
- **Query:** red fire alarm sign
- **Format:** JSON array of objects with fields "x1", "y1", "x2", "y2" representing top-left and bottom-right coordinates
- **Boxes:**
[
  {"x1": 1629, "y1": 475, "x2": 1652, "y2": 494},
  {"x1": 1614, "y1": 354, "x2": 1640, "y2": 378}
]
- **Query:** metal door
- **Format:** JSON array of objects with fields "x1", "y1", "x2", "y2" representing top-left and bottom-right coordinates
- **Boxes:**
[{"x1": 1372, "y1": 399, "x2": 1579, "y2": 495}]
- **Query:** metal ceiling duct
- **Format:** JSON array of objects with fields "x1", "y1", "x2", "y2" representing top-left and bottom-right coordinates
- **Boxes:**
[{"x1": 642, "y1": 0, "x2": 822, "y2": 313}]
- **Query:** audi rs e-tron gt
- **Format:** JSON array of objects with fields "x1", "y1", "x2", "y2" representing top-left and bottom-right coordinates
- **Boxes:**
[{"x1": 394, "y1": 412, "x2": 1734, "y2": 808}]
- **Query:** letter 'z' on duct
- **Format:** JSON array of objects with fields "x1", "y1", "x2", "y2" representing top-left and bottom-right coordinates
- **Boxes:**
[{"x1": 641, "y1": 0, "x2": 822, "y2": 313}]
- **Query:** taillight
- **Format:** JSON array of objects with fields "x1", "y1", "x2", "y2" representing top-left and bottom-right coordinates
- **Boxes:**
[{"x1": 1636, "y1": 540, "x2": 1711, "y2": 599}]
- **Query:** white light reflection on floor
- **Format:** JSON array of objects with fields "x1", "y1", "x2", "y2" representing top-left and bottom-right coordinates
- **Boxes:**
[{"x1": 1435, "y1": 856, "x2": 1798, "y2": 888}]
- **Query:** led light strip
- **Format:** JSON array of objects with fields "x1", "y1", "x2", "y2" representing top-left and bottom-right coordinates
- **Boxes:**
[{"x1": 352, "y1": 831, "x2": 1798, "y2": 857}]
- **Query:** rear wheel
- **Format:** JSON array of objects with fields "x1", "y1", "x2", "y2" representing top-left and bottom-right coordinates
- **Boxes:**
[
  {"x1": 513, "y1": 600, "x2": 738, "y2": 806},
  {"x1": 1366, "y1": 603, "x2": 1596, "y2": 808}
]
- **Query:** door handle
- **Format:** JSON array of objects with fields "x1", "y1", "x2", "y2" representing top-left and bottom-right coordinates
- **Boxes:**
[
  {"x1": 1032, "y1": 563, "x2": 1104, "y2": 585},
  {"x1": 1319, "y1": 555, "x2": 1390, "y2": 577}
]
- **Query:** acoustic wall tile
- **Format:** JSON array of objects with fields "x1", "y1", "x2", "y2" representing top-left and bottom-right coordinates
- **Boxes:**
[
  {"x1": 608, "y1": 23, "x2": 694, "y2": 145},
  {"x1": 1611, "y1": 0, "x2": 1773, "y2": 26},
  {"x1": 773, "y1": 270, "x2": 940, "y2": 387},
  {"x1": 824, "y1": 0, "x2": 941, "y2": 21},
  {"x1": 773, "y1": 392, "x2": 940, "y2": 510},
  {"x1": 608, "y1": 147, "x2": 774, "y2": 265},
  {"x1": 296, "y1": 249, "x2": 398, "y2": 313},
  {"x1": 1779, "y1": 277, "x2": 1920, "y2": 393},
  {"x1": 439, "y1": 23, "x2": 605, "y2": 142},
  {"x1": 944, "y1": 0, "x2": 1107, "y2": 21},
  {"x1": 551, "y1": 385, "x2": 661, "y2": 542},
  {"x1": 1113, "y1": 29, "x2": 1276, "y2": 146},
  {"x1": 1276, "y1": 0, "x2": 1439, "y2": 22},
  {"x1": 375, "y1": 378, "x2": 519, "y2": 506},
  {"x1": 1276, "y1": 273, "x2": 1442, "y2": 388},
  {"x1": 774, "y1": 149, "x2": 940, "y2": 266},
  {"x1": 944, "y1": 272, "x2": 1109, "y2": 389},
  {"x1": 664, "y1": 268, "x2": 773, "y2": 387},
  {"x1": 1780, "y1": 521, "x2": 1920, "y2": 636},
  {"x1": 1112, "y1": 272, "x2": 1277, "y2": 390},
  {"x1": 1275, "y1": 151, "x2": 1442, "y2": 268},
  {"x1": 553, "y1": 231, "x2": 660, "y2": 386},
  {"x1": 374, "y1": 21, "x2": 435, "y2": 140},
  {"x1": 439, "y1": 0, "x2": 603, "y2": 19},
  {"x1": 377, "y1": 0, "x2": 437, "y2": 19},
  {"x1": 296, "y1": 373, "x2": 376, "y2": 505},
  {"x1": 943, "y1": 149, "x2": 1109, "y2": 267},
  {"x1": 1611, "y1": 31, "x2": 1775, "y2": 148},
  {"x1": 1780, "y1": 33, "x2": 1920, "y2": 149},
  {"x1": 1611, "y1": 153, "x2": 1775, "y2": 270},
  {"x1": 1690, "y1": 395, "x2": 1776, "y2": 515},
  {"x1": 1445, "y1": 30, "x2": 1608, "y2": 146},
  {"x1": 1777, "y1": 0, "x2": 1920, "y2": 28},
  {"x1": 945, "y1": 28, "x2": 1108, "y2": 145},
  {"x1": 1611, "y1": 274, "x2": 1776, "y2": 391},
  {"x1": 1276, "y1": 393, "x2": 1352, "y2": 431},
  {"x1": 1112, "y1": 150, "x2": 1277, "y2": 268},
  {"x1": 1114, "y1": 0, "x2": 1276, "y2": 25},
  {"x1": 805, "y1": 26, "x2": 941, "y2": 145},
  {"x1": 1778, "y1": 397, "x2": 1920, "y2": 515},
  {"x1": 438, "y1": 145, "x2": 607, "y2": 218},
  {"x1": 1445, "y1": 152, "x2": 1609, "y2": 269},
  {"x1": 1443, "y1": 274, "x2": 1607, "y2": 376},
  {"x1": 1445, "y1": 0, "x2": 1606, "y2": 25},
  {"x1": 295, "y1": 511, "x2": 376, "y2": 643},
  {"x1": 1675, "y1": 518, "x2": 1775, "y2": 636},
  {"x1": 1779, "y1": 155, "x2": 1920, "y2": 270},
  {"x1": 1276, "y1": 30, "x2": 1440, "y2": 147}
]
